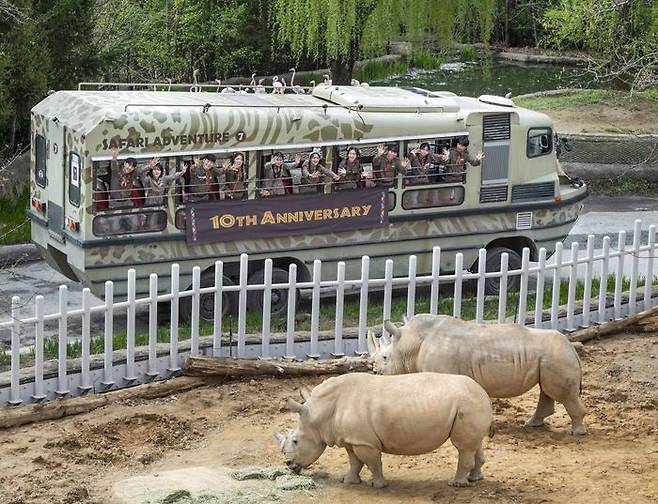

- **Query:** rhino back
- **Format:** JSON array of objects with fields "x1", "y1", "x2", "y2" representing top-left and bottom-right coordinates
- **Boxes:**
[
  {"x1": 307, "y1": 373, "x2": 491, "y2": 456},
  {"x1": 414, "y1": 323, "x2": 577, "y2": 398}
]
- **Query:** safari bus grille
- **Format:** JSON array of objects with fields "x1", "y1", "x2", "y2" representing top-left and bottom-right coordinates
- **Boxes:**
[
  {"x1": 511, "y1": 182, "x2": 555, "y2": 202},
  {"x1": 483, "y1": 114, "x2": 511, "y2": 141},
  {"x1": 479, "y1": 185, "x2": 508, "y2": 203}
]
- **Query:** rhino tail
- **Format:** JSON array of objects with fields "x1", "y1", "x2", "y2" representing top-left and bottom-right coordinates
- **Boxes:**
[{"x1": 489, "y1": 422, "x2": 495, "y2": 439}]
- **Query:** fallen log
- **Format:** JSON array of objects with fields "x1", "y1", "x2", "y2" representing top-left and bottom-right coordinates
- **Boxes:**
[
  {"x1": 568, "y1": 304, "x2": 658, "y2": 343},
  {"x1": 0, "y1": 376, "x2": 206, "y2": 430},
  {"x1": 183, "y1": 355, "x2": 372, "y2": 378}
]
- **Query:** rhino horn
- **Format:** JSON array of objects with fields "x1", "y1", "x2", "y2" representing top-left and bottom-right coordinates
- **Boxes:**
[
  {"x1": 384, "y1": 320, "x2": 402, "y2": 340},
  {"x1": 299, "y1": 386, "x2": 311, "y2": 402},
  {"x1": 273, "y1": 432, "x2": 286, "y2": 450},
  {"x1": 367, "y1": 329, "x2": 380, "y2": 354},
  {"x1": 287, "y1": 397, "x2": 304, "y2": 413}
]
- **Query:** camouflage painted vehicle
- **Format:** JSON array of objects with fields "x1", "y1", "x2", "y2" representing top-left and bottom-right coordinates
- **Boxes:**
[{"x1": 29, "y1": 83, "x2": 587, "y2": 319}]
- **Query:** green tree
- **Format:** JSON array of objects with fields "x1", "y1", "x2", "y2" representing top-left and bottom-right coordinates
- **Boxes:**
[
  {"x1": 542, "y1": 0, "x2": 658, "y2": 90},
  {"x1": 270, "y1": 0, "x2": 495, "y2": 84}
]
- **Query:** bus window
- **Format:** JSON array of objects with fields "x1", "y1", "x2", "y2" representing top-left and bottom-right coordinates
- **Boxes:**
[
  {"x1": 527, "y1": 128, "x2": 553, "y2": 158},
  {"x1": 68, "y1": 152, "x2": 81, "y2": 206},
  {"x1": 93, "y1": 211, "x2": 167, "y2": 236},
  {"x1": 402, "y1": 186, "x2": 464, "y2": 209},
  {"x1": 258, "y1": 150, "x2": 302, "y2": 197},
  {"x1": 35, "y1": 134, "x2": 46, "y2": 187}
]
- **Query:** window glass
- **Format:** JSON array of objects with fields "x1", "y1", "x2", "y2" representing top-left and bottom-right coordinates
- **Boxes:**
[
  {"x1": 527, "y1": 128, "x2": 553, "y2": 158},
  {"x1": 402, "y1": 187, "x2": 465, "y2": 209},
  {"x1": 93, "y1": 211, "x2": 167, "y2": 236},
  {"x1": 35, "y1": 134, "x2": 46, "y2": 187},
  {"x1": 68, "y1": 152, "x2": 81, "y2": 207},
  {"x1": 386, "y1": 191, "x2": 396, "y2": 211}
]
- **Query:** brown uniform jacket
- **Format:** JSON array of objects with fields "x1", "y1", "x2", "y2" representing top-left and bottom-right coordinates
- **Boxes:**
[
  {"x1": 260, "y1": 161, "x2": 295, "y2": 196},
  {"x1": 371, "y1": 155, "x2": 406, "y2": 187},
  {"x1": 139, "y1": 167, "x2": 184, "y2": 206},
  {"x1": 109, "y1": 160, "x2": 142, "y2": 209},
  {"x1": 407, "y1": 152, "x2": 441, "y2": 185},
  {"x1": 187, "y1": 163, "x2": 226, "y2": 202},
  {"x1": 336, "y1": 158, "x2": 362, "y2": 190},
  {"x1": 442, "y1": 148, "x2": 480, "y2": 182},
  {"x1": 299, "y1": 160, "x2": 334, "y2": 193}
]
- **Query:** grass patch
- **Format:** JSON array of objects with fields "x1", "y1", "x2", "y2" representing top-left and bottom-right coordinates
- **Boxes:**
[
  {"x1": 354, "y1": 60, "x2": 409, "y2": 83},
  {"x1": 0, "y1": 188, "x2": 30, "y2": 245},
  {"x1": 587, "y1": 178, "x2": 658, "y2": 195},
  {"x1": 514, "y1": 89, "x2": 658, "y2": 113},
  {"x1": 459, "y1": 45, "x2": 477, "y2": 62},
  {"x1": 2, "y1": 274, "x2": 656, "y2": 371},
  {"x1": 409, "y1": 50, "x2": 445, "y2": 70}
]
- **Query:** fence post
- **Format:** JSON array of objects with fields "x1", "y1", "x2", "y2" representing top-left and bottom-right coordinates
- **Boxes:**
[
  {"x1": 497, "y1": 252, "x2": 509, "y2": 324},
  {"x1": 168, "y1": 263, "x2": 181, "y2": 373},
  {"x1": 213, "y1": 261, "x2": 223, "y2": 358},
  {"x1": 261, "y1": 259, "x2": 273, "y2": 359},
  {"x1": 430, "y1": 247, "x2": 441, "y2": 315},
  {"x1": 147, "y1": 273, "x2": 159, "y2": 377},
  {"x1": 32, "y1": 295, "x2": 46, "y2": 401},
  {"x1": 191, "y1": 266, "x2": 201, "y2": 357},
  {"x1": 80, "y1": 288, "x2": 93, "y2": 391},
  {"x1": 566, "y1": 242, "x2": 579, "y2": 331},
  {"x1": 550, "y1": 242, "x2": 563, "y2": 330},
  {"x1": 333, "y1": 261, "x2": 346, "y2": 357},
  {"x1": 357, "y1": 256, "x2": 370, "y2": 355},
  {"x1": 534, "y1": 248, "x2": 547, "y2": 328},
  {"x1": 102, "y1": 281, "x2": 114, "y2": 387},
  {"x1": 582, "y1": 235, "x2": 595, "y2": 328},
  {"x1": 628, "y1": 219, "x2": 641, "y2": 315},
  {"x1": 598, "y1": 236, "x2": 611, "y2": 324},
  {"x1": 382, "y1": 259, "x2": 394, "y2": 338},
  {"x1": 614, "y1": 230, "x2": 626, "y2": 320},
  {"x1": 517, "y1": 248, "x2": 530, "y2": 325},
  {"x1": 56, "y1": 285, "x2": 70, "y2": 396},
  {"x1": 9, "y1": 296, "x2": 22, "y2": 405},
  {"x1": 125, "y1": 269, "x2": 137, "y2": 381},
  {"x1": 406, "y1": 255, "x2": 417, "y2": 321},
  {"x1": 308, "y1": 259, "x2": 321, "y2": 358},
  {"x1": 237, "y1": 254, "x2": 248, "y2": 358},
  {"x1": 475, "y1": 248, "x2": 486, "y2": 323},
  {"x1": 454, "y1": 253, "x2": 464, "y2": 319},
  {"x1": 645, "y1": 225, "x2": 656, "y2": 310},
  {"x1": 285, "y1": 263, "x2": 297, "y2": 359}
]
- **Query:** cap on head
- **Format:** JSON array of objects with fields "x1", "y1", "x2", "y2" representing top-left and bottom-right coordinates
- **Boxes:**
[
  {"x1": 387, "y1": 143, "x2": 399, "y2": 155},
  {"x1": 201, "y1": 153, "x2": 216, "y2": 162}
]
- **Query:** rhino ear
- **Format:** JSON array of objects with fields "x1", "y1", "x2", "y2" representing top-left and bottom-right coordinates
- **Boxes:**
[
  {"x1": 384, "y1": 320, "x2": 401, "y2": 340},
  {"x1": 287, "y1": 397, "x2": 304, "y2": 413},
  {"x1": 273, "y1": 432, "x2": 286, "y2": 450},
  {"x1": 299, "y1": 386, "x2": 311, "y2": 402},
  {"x1": 367, "y1": 329, "x2": 380, "y2": 354}
]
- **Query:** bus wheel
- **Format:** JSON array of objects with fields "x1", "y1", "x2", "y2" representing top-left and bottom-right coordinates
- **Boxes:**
[
  {"x1": 247, "y1": 267, "x2": 297, "y2": 317},
  {"x1": 484, "y1": 247, "x2": 522, "y2": 296},
  {"x1": 180, "y1": 272, "x2": 237, "y2": 324}
]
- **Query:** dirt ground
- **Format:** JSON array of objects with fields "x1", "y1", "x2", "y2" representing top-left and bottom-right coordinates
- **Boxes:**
[
  {"x1": 1, "y1": 330, "x2": 657, "y2": 504},
  {"x1": 540, "y1": 105, "x2": 658, "y2": 135}
]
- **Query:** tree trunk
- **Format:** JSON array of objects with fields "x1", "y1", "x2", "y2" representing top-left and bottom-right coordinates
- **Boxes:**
[
  {"x1": 568, "y1": 304, "x2": 658, "y2": 343},
  {"x1": 331, "y1": 57, "x2": 352, "y2": 85},
  {"x1": 184, "y1": 355, "x2": 372, "y2": 378}
]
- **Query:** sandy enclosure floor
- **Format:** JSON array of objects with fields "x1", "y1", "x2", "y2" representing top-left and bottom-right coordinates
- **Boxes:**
[
  {"x1": 542, "y1": 104, "x2": 658, "y2": 134},
  {"x1": 0, "y1": 331, "x2": 657, "y2": 504}
]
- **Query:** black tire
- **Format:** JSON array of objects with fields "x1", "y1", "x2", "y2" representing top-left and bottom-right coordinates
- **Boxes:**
[
  {"x1": 247, "y1": 267, "x2": 297, "y2": 316},
  {"x1": 180, "y1": 271, "x2": 237, "y2": 324},
  {"x1": 483, "y1": 247, "x2": 522, "y2": 296}
]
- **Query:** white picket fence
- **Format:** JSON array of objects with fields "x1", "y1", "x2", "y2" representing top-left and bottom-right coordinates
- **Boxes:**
[{"x1": 1, "y1": 219, "x2": 656, "y2": 406}]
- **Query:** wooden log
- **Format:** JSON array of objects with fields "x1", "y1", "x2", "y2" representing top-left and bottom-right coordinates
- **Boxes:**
[
  {"x1": 183, "y1": 356, "x2": 372, "y2": 378},
  {"x1": 0, "y1": 376, "x2": 206, "y2": 430},
  {"x1": 569, "y1": 304, "x2": 658, "y2": 343}
]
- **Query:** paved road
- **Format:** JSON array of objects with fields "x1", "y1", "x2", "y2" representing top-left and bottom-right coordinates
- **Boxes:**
[{"x1": 1, "y1": 194, "x2": 657, "y2": 350}]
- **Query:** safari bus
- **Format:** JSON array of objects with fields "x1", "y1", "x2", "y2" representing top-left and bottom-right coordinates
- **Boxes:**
[{"x1": 28, "y1": 82, "x2": 587, "y2": 319}]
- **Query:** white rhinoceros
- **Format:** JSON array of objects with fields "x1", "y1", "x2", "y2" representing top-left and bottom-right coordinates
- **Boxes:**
[
  {"x1": 368, "y1": 314, "x2": 587, "y2": 435},
  {"x1": 274, "y1": 372, "x2": 494, "y2": 488}
]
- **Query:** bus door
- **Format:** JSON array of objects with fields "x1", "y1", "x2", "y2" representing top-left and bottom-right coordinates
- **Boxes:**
[
  {"x1": 46, "y1": 119, "x2": 66, "y2": 242},
  {"x1": 480, "y1": 113, "x2": 511, "y2": 203}
]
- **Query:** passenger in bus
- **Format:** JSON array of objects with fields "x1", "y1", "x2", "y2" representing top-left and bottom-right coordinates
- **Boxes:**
[
  {"x1": 109, "y1": 147, "x2": 142, "y2": 209},
  {"x1": 187, "y1": 153, "x2": 226, "y2": 202},
  {"x1": 221, "y1": 152, "x2": 247, "y2": 200},
  {"x1": 407, "y1": 142, "x2": 440, "y2": 186},
  {"x1": 440, "y1": 136, "x2": 484, "y2": 183},
  {"x1": 371, "y1": 143, "x2": 409, "y2": 187},
  {"x1": 335, "y1": 147, "x2": 365, "y2": 190},
  {"x1": 299, "y1": 149, "x2": 339, "y2": 193},
  {"x1": 259, "y1": 152, "x2": 300, "y2": 197},
  {"x1": 140, "y1": 157, "x2": 187, "y2": 206}
]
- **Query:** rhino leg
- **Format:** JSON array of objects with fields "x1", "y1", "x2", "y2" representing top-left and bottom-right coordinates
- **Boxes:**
[
  {"x1": 526, "y1": 390, "x2": 556, "y2": 427},
  {"x1": 561, "y1": 397, "x2": 588, "y2": 435},
  {"x1": 449, "y1": 448, "x2": 476, "y2": 487},
  {"x1": 467, "y1": 446, "x2": 486, "y2": 482},
  {"x1": 341, "y1": 446, "x2": 363, "y2": 485},
  {"x1": 352, "y1": 445, "x2": 388, "y2": 488}
]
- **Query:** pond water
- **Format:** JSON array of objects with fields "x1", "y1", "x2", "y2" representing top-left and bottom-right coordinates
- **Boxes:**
[{"x1": 373, "y1": 60, "x2": 609, "y2": 97}]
